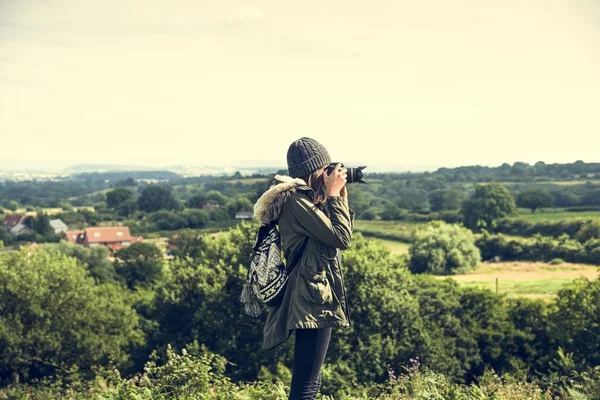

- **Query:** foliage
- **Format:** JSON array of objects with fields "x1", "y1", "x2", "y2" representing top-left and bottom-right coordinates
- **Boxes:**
[
  {"x1": 462, "y1": 183, "x2": 518, "y2": 231},
  {"x1": 409, "y1": 221, "x2": 481, "y2": 275},
  {"x1": 39, "y1": 241, "x2": 117, "y2": 283},
  {"x1": 493, "y1": 217, "x2": 600, "y2": 243},
  {"x1": 516, "y1": 189, "x2": 555, "y2": 213},
  {"x1": 428, "y1": 188, "x2": 467, "y2": 212},
  {"x1": 0, "y1": 248, "x2": 144, "y2": 384},
  {"x1": 114, "y1": 242, "x2": 164, "y2": 289},
  {"x1": 138, "y1": 186, "x2": 179, "y2": 213},
  {"x1": 476, "y1": 231, "x2": 600, "y2": 265},
  {"x1": 106, "y1": 188, "x2": 134, "y2": 209},
  {"x1": 548, "y1": 277, "x2": 600, "y2": 368}
]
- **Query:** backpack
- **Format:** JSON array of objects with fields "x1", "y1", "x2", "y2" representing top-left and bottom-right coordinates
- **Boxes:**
[
  {"x1": 240, "y1": 221, "x2": 289, "y2": 317},
  {"x1": 240, "y1": 176, "x2": 308, "y2": 317}
]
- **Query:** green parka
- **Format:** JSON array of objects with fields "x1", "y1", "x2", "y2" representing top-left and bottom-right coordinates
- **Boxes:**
[{"x1": 253, "y1": 175, "x2": 355, "y2": 350}]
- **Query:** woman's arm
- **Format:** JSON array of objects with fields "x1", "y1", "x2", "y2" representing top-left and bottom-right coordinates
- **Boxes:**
[{"x1": 286, "y1": 192, "x2": 353, "y2": 250}]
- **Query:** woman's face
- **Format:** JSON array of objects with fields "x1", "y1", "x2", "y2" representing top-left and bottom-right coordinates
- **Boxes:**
[{"x1": 315, "y1": 164, "x2": 328, "y2": 178}]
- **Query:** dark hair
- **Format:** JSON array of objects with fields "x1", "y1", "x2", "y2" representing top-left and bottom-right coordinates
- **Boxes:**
[{"x1": 300, "y1": 166, "x2": 328, "y2": 205}]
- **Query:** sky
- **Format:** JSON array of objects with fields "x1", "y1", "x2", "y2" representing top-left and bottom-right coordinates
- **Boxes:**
[{"x1": 1, "y1": 0, "x2": 599, "y2": 172}]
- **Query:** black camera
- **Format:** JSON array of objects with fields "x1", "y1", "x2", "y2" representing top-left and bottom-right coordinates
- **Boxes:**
[{"x1": 325, "y1": 163, "x2": 367, "y2": 184}]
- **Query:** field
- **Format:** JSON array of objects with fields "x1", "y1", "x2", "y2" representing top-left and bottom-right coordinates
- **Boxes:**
[
  {"x1": 14, "y1": 206, "x2": 95, "y2": 216},
  {"x1": 376, "y1": 239, "x2": 410, "y2": 255},
  {"x1": 432, "y1": 261, "x2": 599, "y2": 301},
  {"x1": 353, "y1": 220, "x2": 416, "y2": 242},
  {"x1": 516, "y1": 208, "x2": 600, "y2": 222}
]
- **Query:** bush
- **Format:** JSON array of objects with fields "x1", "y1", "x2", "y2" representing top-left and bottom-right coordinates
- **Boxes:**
[
  {"x1": 548, "y1": 258, "x2": 564, "y2": 265},
  {"x1": 409, "y1": 221, "x2": 481, "y2": 275},
  {"x1": 494, "y1": 217, "x2": 600, "y2": 242},
  {"x1": 475, "y1": 232, "x2": 600, "y2": 265},
  {"x1": 0, "y1": 248, "x2": 144, "y2": 384}
]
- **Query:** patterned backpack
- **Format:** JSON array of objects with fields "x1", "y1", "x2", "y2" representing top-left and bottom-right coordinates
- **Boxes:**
[{"x1": 240, "y1": 221, "x2": 289, "y2": 317}]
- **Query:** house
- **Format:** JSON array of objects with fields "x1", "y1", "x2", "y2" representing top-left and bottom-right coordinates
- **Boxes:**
[
  {"x1": 64, "y1": 230, "x2": 85, "y2": 244},
  {"x1": 49, "y1": 219, "x2": 69, "y2": 234},
  {"x1": 63, "y1": 226, "x2": 143, "y2": 254},
  {"x1": 1, "y1": 215, "x2": 27, "y2": 231},
  {"x1": 235, "y1": 211, "x2": 255, "y2": 220},
  {"x1": 202, "y1": 203, "x2": 219, "y2": 211},
  {"x1": 9, "y1": 224, "x2": 33, "y2": 235}
]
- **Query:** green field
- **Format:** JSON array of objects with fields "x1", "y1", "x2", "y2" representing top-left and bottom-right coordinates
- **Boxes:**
[
  {"x1": 376, "y1": 239, "x2": 411, "y2": 255},
  {"x1": 353, "y1": 220, "x2": 416, "y2": 242},
  {"x1": 13, "y1": 206, "x2": 94, "y2": 216},
  {"x1": 516, "y1": 208, "x2": 600, "y2": 222},
  {"x1": 432, "y1": 261, "x2": 599, "y2": 301}
]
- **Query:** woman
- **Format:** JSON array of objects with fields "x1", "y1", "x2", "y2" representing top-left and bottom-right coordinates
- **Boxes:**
[{"x1": 253, "y1": 137, "x2": 354, "y2": 400}]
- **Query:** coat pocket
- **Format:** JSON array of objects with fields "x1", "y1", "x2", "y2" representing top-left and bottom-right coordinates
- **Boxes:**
[{"x1": 299, "y1": 261, "x2": 334, "y2": 305}]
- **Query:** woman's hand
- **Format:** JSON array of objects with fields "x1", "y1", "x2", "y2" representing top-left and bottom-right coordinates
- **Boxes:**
[{"x1": 324, "y1": 163, "x2": 347, "y2": 197}]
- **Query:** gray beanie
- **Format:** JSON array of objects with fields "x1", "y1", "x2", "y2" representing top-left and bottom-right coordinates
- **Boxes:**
[{"x1": 286, "y1": 137, "x2": 331, "y2": 178}]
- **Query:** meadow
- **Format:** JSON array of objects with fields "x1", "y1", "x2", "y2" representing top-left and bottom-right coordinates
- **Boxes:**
[
  {"x1": 432, "y1": 261, "x2": 600, "y2": 301},
  {"x1": 358, "y1": 208, "x2": 600, "y2": 301},
  {"x1": 516, "y1": 208, "x2": 600, "y2": 222}
]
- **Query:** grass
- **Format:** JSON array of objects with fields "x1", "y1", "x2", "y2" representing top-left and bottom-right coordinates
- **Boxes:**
[
  {"x1": 516, "y1": 208, "x2": 600, "y2": 222},
  {"x1": 376, "y1": 239, "x2": 410, "y2": 255},
  {"x1": 432, "y1": 261, "x2": 600, "y2": 301},
  {"x1": 13, "y1": 206, "x2": 95, "y2": 216},
  {"x1": 354, "y1": 220, "x2": 416, "y2": 242}
]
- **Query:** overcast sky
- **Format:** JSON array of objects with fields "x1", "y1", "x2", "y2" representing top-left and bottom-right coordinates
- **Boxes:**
[{"x1": 1, "y1": 0, "x2": 599, "y2": 171}]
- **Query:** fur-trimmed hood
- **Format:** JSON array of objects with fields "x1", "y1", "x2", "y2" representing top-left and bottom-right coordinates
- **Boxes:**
[{"x1": 253, "y1": 175, "x2": 312, "y2": 225}]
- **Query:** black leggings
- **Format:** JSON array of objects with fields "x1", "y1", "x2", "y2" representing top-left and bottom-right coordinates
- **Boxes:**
[{"x1": 288, "y1": 328, "x2": 332, "y2": 400}]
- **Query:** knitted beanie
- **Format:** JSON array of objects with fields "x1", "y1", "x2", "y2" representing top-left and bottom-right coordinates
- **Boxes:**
[{"x1": 286, "y1": 137, "x2": 331, "y2": 178}]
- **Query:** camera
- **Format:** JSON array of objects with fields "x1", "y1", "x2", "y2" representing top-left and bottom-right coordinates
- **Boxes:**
[{"x1": 325, "y1": 163, "x2": 367, "y2": 184}]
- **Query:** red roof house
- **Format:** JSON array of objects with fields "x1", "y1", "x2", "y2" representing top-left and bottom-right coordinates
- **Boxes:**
[
  {"x1": 64, "y1": 230, "x2": 85, "y2": 244},
  {"x1": 63, "y1": 226, "x2": 143, "y2": 254},
  {"x1": 1, "y1": 215, "x2": 27, "y2": 230}
]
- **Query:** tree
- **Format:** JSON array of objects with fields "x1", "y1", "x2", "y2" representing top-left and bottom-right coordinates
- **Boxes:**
[
  {"x1": 115, "y1": 177, "x2": 137, "y2": 188},
  {"x1": 137, "y1": 186, "x2": 179, "y2": 213},
  {"x1": 381, "y1": 203, "x2": 403, "y2": 220},
  {"x1": 114, "y1": 242, "x2": 164, "y2": 289},
  {"x1": 580, "y1": 189, "x2": 600, "y2": 207},
  {"x1": 225, "y1": 196, "x2": 253, "y2": 218},
  {"x1": 205, "y1": 190, "x2": 228, "y2": 206},
  {"x1": 5, "y1": 200, "x2": 19, "y2": 211},
  {"x1": 429, "y1": 189, "x2": 467, "y2": 212},
  {"x1": 149, "y1": 211, "x2": 188, "y2": 231},
  {"x1": 185, "y1": 209, "x2": 210, "y2": 229},
  {"x1": 409, "y1": 220, "x2": 481, "y2": 275},
  {"x1": 347, "y1": 187, "x2": 373, "y2": 217},
  {"x1": 106, "y1": 188, "x2": 134, "y2": 209},
  {"x1": 549, "y1": 277, "x2": 600, "y2": 368},
  {"x1": 516, "y1": 189, "x2": 554, "y2": 213},
  {"x1": 187, "y1": 193, "x2": 209, "y2": 209},
  {"x1": 0, "y1": 248, "x2": 143, "y2": 384},
  {"x1": 118, "y1": 199, "x2": 139, "y2": 217},
  {"x1": 462, "y1": 183, "x2": 517, "y2": 231},
  {"x1": 40, "y1": 241, "x2": 117, "y2": 284},
  {"x1": 26, "y1": 212, "x2": 52, "y2": 235}
]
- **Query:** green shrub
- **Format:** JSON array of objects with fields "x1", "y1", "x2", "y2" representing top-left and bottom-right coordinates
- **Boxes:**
[
  {"x1": 409, "y1": 221, "x2": 481, "y2": 275},
  {"x1": 0, "y1": 248, "x2": 144, "y2": 385}
]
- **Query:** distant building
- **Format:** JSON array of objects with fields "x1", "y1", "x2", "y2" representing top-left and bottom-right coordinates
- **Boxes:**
[
  {"x1": 49, "y1": 219, "x2": 69, "y2": 234},
  {"x1": 63, "y1": 226, "x2": 143, "y2": 254},
  {"x1": 1, "y1": 215, "x2": 27, "y2": 231},
  {"x1": 64, "y1": 230, "x2": 85, "y2": 244},
  {"x1": 9, "y1": 224, "x2": 33, "y2": 235},
  {"x1": 235, "y1": 211, "x2": 255, "y2": 220},
  {"x1": 202, "y1": 203, "x2": 219, "y2": 211}
]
